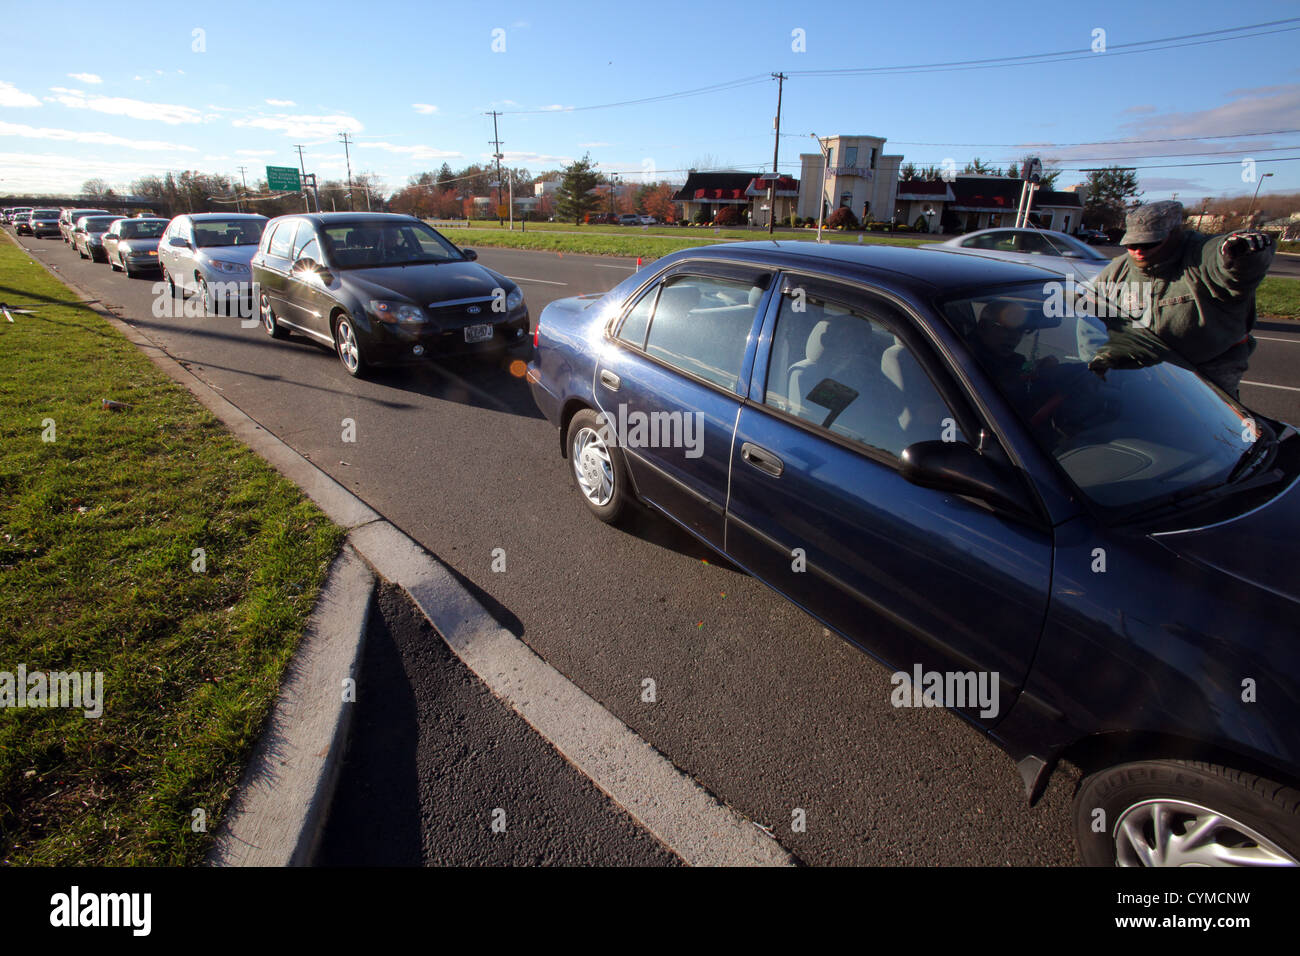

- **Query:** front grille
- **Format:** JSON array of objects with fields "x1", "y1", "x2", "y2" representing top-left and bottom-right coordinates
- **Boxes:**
[{"x1": 425, "y1": 298, "x2": 497, "y2": 329}]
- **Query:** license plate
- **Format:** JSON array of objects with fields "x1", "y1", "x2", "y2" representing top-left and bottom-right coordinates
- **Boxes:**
[{"x1": 464, "y1": 324, "x2": 493, "y2": 343}]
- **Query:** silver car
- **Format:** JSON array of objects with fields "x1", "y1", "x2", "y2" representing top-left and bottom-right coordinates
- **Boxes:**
[
  {"x1": 158, "y1": 213, "x2": 268, "y2": 314},
  {"x1": 922, "y1": 227, "x2": 1110, "y2": 282},
  {"x1": 72, "y1": 214, "x2": 124, "y2": 262}
]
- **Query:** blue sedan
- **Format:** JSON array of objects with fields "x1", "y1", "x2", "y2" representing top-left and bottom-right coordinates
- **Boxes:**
[{"x1": 528, "y1": 240, "x2": 1300, "y2": 867}]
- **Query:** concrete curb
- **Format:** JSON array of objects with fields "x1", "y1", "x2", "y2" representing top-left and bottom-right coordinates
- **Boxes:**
[
  {"x1": 207, "y1": 544, "x2": 374, "y2": 866},
  {"x1": 20, "y1": 240, "x2": 795, "y2": 867}
]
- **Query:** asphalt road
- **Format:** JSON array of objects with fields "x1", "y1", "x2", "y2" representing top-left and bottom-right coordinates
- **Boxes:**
[{"x1": 13, "y1": 230, "x2": 1300, "y2": 866}]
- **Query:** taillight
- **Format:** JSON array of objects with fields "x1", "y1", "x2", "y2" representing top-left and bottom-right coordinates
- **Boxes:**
[{"x1": 533, "y1": 321, "x2": 540, "y2": 349}]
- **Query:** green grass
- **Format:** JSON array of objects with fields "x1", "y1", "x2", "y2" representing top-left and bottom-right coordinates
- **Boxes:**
[
  {"x1": 1258, "y1": 276, "x2": 1300, "y2": 319},
  {"x1": 0, "y1": 231, "x2": 346, "y2": 864},
  {"x1": 429, "y1": 220, "x2": 930, "y2": 260}
]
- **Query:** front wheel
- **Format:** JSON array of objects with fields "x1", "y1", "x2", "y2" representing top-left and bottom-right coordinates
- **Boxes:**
[
  {"x1": 333, "y1": 314, "x2": 367, "y2": 378},
  {"x1": 260, "y1": 293, "x2": 289, "y2": 339},
  {"x1": 1074, "y1": 760, "x2": 1300, "y2": 866},
  {"x1": 566, "y1": 408, "x2": 631, "y2": 524}
]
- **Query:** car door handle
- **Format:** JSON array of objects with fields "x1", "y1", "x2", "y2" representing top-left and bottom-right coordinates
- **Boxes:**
[
  {"x1": 599, "y1": 369, "x2": 621, "y2": 391},
  {"x1": 741, "y1": 442, "x2": 783, "y2": 477}
]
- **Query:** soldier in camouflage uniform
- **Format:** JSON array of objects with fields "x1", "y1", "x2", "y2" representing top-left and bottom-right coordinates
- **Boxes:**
[{"x1": 1086, "y1": 200, "x2": 1275, "y2": 400}]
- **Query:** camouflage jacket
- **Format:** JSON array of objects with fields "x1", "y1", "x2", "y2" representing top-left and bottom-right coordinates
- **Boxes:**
[{"x1": 1089, "y1": 230, "x2": 1274, "y2": 365}]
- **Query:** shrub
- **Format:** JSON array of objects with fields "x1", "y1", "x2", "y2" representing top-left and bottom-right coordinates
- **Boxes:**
[
  {"x1": 826, "y1": 207, "x2": 861, "y2": 230},
  {"x1": 692, "y1": 207, "x2": 711, "y2": 225},
  {"x1": 714, "y1": 205, "x2": 742, "y2": 226}
]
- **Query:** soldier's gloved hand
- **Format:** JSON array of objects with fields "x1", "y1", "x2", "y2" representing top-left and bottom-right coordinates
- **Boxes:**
[{"x1": 1221, "y1": 231, "x2": 1272, "y2": 262}]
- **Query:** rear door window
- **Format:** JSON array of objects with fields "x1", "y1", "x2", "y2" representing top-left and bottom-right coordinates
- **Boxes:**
[{"x1": 641, "y1": 273, "x2": 766, "y2": 392}]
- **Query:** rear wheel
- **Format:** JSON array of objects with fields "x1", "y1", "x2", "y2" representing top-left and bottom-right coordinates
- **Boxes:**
[
  {"x1": 1075, "y1": 760, "x2": 1300, "y2": 866},
  {"x1": 566, "y1": 408, "x2": 630, "y2": 524}
]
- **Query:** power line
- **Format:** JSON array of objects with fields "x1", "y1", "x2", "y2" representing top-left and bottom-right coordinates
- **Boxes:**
[
  {"x1": 825, "y1": 129, "x2": 1300, "y2": 149},
  {"x1": 338, "y1": 131, "x2": 354, "y2": 211}
]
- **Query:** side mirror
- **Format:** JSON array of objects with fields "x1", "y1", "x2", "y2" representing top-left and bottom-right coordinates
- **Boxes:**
[
  {"x1": 292, "y1": 257, "x2": 331, "y2": 282},
  {"x1": 461, "y1": 248, "x2": 478, "y2": 261},
  {"x1": 899, "y1": 440, "x2": 1029, "y2": 517},
  {"x1": 168, "y1": 236, "x2": 190, "y2": 248}
]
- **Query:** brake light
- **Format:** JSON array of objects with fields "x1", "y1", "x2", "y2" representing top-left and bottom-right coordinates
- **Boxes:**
[{"x1": 533, "y1": 321, "x2": 540, "y2": 349}]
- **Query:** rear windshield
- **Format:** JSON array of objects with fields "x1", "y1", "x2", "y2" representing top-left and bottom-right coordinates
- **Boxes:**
[
  {"x1": 83, "y1": 217, "x2": 120, "y2": 231},
  {"x1": 121, "y1": 220, "x2": 167, "y2": 239}
]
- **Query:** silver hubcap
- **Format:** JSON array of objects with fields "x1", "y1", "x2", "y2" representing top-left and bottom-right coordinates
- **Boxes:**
[
  {"x1": 1114, "y1": 799, "x2": 1298, "y2": 867},
  {"x1": 260, "y1": 295, "x2": 274, "y2": 332},
  {"x1": 572, "y1": 426, "x2": 614, "y2": 506},
  {"x1": 336, "y1": 320, "x2": 359, "y2": 371}
]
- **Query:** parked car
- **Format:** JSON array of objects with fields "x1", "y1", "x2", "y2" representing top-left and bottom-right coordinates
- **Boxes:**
[
  {"x1": 1076, "y1": 228, "x2": 1110, "y2": 245},
  {"x1": 922, "y1": 227, "x2": 1110, "y2": 282},
  {"x1": 28, "y1": 208, "x2": 63, "y2": 239},
  {"x1": 157, "y1": 213, "x2": 268, "y2": 315},
  {"x1": 617, "y1": 214, "x2": 640, "y2": 226},
  {"x1": 250, "y1": 212, "x2": 530, "y2": 377},
  {"x1": 59, "y1": 208, "x2": 109, "y2": 245},
  {"x1": 11, "y1": 208, "x2": 34, "y2": 233},
  {"x1": 528, "y1": 239, "x2": 1300, "y2": 867},
  {"x1": 72, "y1": 214, "x2": 123, "y2": 262},
  {"x1": 637, "y1": 215, "x2": 657, "y2": 226},
  {"x1": 104, "y1": 217, "x2": 168, "y2": 277}
]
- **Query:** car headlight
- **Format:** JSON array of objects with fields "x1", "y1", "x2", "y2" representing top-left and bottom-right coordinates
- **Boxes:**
[
  {"x1": 369, "y1": 299, "x2": 426, "y2": 323},
  {"x1": 210, "y1": 260, "x2": 250, "y2": 275},
  {"x1": 506, "y1": 288, "x2": 524, "y2": 311}
]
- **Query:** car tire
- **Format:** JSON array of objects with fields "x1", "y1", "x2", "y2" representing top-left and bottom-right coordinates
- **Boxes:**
[
  {"x1": 198, "y1": 277, "x2": 214, "y2": 316},
  {"x1": 162, "y1": 264, "x2": 177, "y2": 298},
  {"x1": 333, "y1": 313, "x2": 367, "y2": 378},
  {"x1": 1074, "y1": 759, "x2": 1300, "y2": 867},
  {"x1": 121, "y1": 255, "x2": 133, "y2": 279},
  {"x1": 260, "y1": 293, "x2": 289, "y2": 340},
  {"x1": 77, "y1": 244, "x2": 88, "y2": 259},
  {"x1": 566, "y1": 408, "x2": 631, "y2": 524}
]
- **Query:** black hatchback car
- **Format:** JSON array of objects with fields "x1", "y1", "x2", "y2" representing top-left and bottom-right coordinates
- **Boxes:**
[
  {"x1": 529, "y1": 240, "x2": 1300, "y2": 866},
  {"x1": 250, "y1": 212, "x2": 529, "y2": 377}
]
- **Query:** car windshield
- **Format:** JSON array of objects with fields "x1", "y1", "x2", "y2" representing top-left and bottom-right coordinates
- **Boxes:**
[
  {"x1": 320, "y1": 221, "x2": 465, "y2": 269},
  {"x1": 193, "y1": 220, "x2": 266, "y2": 247},
  {"x1": 121, "y1": 220, "x2": 167, "y2": 239},
  {"x1": 941, "y1": 282, "x2": 1264, "y2": 518},
  {"x1": 83, "y1": 217, "x2": 119, "y2": 231}
]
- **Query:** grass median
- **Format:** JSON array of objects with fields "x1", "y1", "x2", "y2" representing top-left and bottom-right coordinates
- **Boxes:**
[
  {"x1": 1258, "y1": 276, "x2": 1300, "y2": 319},
  {"x1": 429, "y1": 220, "x2": 930, "y2": 259},
  {"x1": 0, "y1": 231, "x2": 347, "y2": 864}
]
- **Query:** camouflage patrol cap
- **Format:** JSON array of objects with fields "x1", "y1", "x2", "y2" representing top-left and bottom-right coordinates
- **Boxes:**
[{"x1": 1120, "y1": 200, "x2": 1184, "y2": 246}]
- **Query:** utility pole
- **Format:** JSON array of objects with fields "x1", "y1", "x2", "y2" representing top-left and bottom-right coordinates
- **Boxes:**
[
  {"x1": 236, "y1": 166, "x2": 248, "y2": 213},
  {"x1": 294, "y1": 143, "x2": 314, "y2": 212},
  {"x1": 768, "y1": 72, "x2": 786, "y2": 236},
  {"x1": 338, "y1": 132, "x2": 355, "y2": 211},
  {"x1": 486, "y1": 111, "x2": 504, "y2": 225}
]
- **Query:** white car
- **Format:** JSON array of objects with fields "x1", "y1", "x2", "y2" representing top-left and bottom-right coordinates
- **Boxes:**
[
  {"x1": 637, "y1": 215, "x2": 657, "y2": 226},
  {"x1": 922, "y1": 227, "x2": 1110, "y2": 282}
]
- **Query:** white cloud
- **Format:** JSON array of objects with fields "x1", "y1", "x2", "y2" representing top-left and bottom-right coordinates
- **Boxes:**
[
  {"x1": 494, "y1": 150, "x2": 572, "y2": 167},
  {"x1": 68, "y1": 73, "x2": 103, "y2": 84},
  {"x1": 541, "y1": 104, "x2": 571, "y2": 112},
  {"x1": 265, "y1": 98, "x2": 296, "y2": 107},
  {"x1": 0, "y1": 119, "x2": 197, "y2": 151},
  {"x1": 47, "y1": 87, "x2": 204, "y2": 125},
  {"x1": 0, "y1": 150, "x2": 180, "y2": 194},
  {"x1": 578, "y1": 141, "x2": 611, "y2": 148},
  {"x1": 359, "y1": 141, "x2": 461, "y2": 160},
  {"x1": 235, "y1": 148, "x2": 276, "y2": 156},
  {"x1": 0, "y1": 80, "x2": 41, "y2": 108},
  {"x1": 411, "y1": 103, "x2": 438, "y2": 114},
  {"x1": 232, "y1": 112, "x2": 363, "y2": 138}
]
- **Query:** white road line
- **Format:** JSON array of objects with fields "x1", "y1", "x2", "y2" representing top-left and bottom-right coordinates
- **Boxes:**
[
  {"x1": 593, "y1": 263, "x2": 637, "y2": 271},
  {"x1": 1242, "y1": 380, "x2": 1300, "y2": 392},
  {"x1": 1255, "y1": 335, "x2": 1299, "y2": 343},
  {"x1": 505, "y1": 274, "x2": 568, "y2": 286}
]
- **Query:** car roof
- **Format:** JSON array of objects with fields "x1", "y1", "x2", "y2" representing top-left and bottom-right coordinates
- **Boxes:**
[
  {"x1": 185, "y1": 213, "x2": 268, "y2": 221},
  {"x1": 668, "y1": 239, "x2": 1061, "y2": 296},
  {"x1": 280, "y1": 212, "x2": 420, "y2": 226}
]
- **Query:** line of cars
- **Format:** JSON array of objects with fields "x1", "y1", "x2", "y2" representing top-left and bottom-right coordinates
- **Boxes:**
[{"x1": 5, "y1": 207, "x2": 532, "y2": 378}]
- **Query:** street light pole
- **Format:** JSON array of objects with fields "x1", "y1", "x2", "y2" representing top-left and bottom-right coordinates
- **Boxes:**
[{"x1": 1246, "y1": 172, "x2": 1274, "y2": 223}]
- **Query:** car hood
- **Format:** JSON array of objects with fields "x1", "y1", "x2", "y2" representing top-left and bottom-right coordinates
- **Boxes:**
[
  {"x1": 1153, "y1": 473, "x2": 1300, "y2": 605},
  {"x1": 337, "y1": 261, "x2": 513, "y2": 305},
  {"x1": 198, "y1": 246, "x2": 260, "y2": 267}
]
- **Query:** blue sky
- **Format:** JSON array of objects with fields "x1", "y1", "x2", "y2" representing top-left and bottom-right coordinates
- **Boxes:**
[{"x1": 2, "y1": 0, "x2": 1298, "y2": 204}]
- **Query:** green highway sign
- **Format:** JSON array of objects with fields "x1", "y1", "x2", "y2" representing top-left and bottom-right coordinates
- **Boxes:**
[{"x1": 266, "y1": 165, "x2": 302, "y2": 191}]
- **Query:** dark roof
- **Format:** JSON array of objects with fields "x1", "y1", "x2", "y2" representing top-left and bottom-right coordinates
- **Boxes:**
[
  {"x1": 744, "y1": 175, "x2": 799, "y2": 197},
  {"x1": 949, "y1": 176, "x2": 1081, "y2": 210},
  {"x1": 655, "y1": 239, "x2": 1064, "y2": 297},
  {"x1": 672, "y1": 171, "x2": 759, "y2": 203},
  {"x1": 895, "y1": 179, "x2": 951, "y2": 195},
  {"x1": 187, "y1": 212, "x2": 268, "y2": 221}
]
